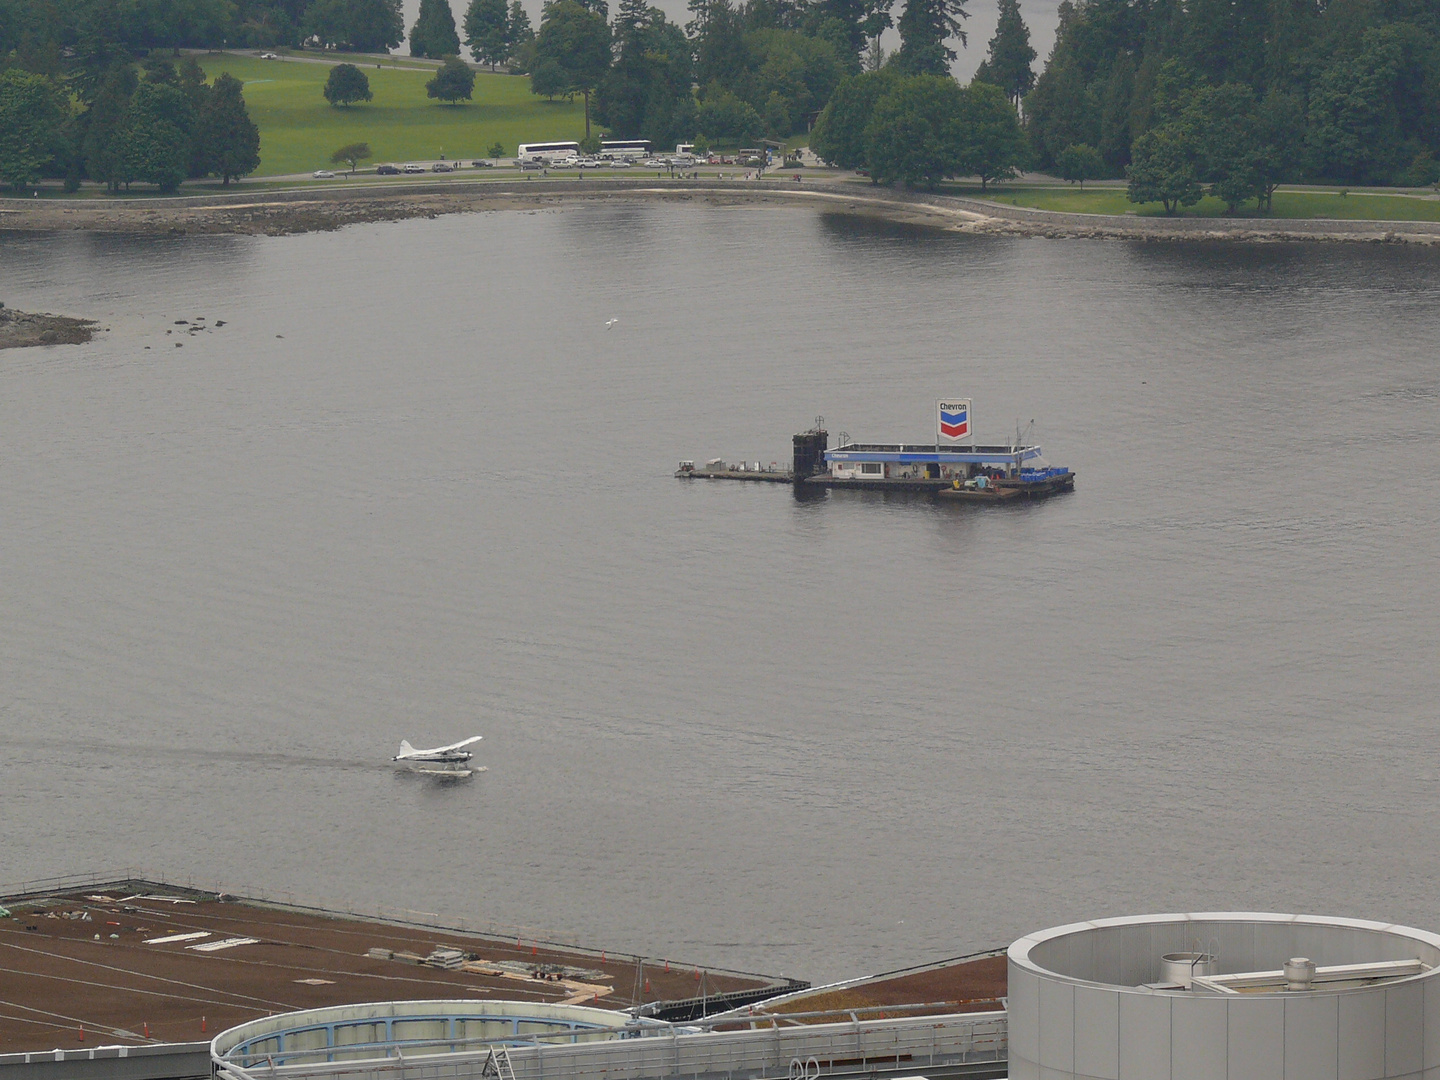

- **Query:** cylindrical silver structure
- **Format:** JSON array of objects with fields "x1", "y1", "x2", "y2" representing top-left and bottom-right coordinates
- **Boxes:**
[{"x1": 1008, "y1": 913, "x2": 1440, "y2": 1080}]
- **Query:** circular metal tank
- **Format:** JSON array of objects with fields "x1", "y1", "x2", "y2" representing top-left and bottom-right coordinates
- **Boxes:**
[{"x1": 1007, "y1": 913, "x2": 1440, "y2": 1080}]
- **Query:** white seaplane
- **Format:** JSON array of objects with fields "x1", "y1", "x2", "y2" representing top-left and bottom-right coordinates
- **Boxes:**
[{"x1": 393, "y1": 736, "x2": 484, "y2": 777}]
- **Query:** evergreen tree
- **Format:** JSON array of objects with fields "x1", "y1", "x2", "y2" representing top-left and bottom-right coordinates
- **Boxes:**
[
  {"x1": 305, "y1": 0, "x2": 404, "y2": 51},
  {"x1": 465, "y1": 0, "x2": 510, "y2": 66},
  {"x1": 179, "y1": 57, "x2": 211, "y2": 177},
  {"x1": 972, "y1": 0, "x2": 1033, "y2": 105},
  {"x1": 198, "y1": 72, "x2": 261, "y2": 184},
  {"x1": 894, "y1": 0, "x2": 969, "y2": 75},
  {"x1": 507, "y1": 0, "x2": 533, "y2": 47},
  {"x1": 808, "y1": 0, "x2": 890, "y2": 71},
  {"x1": 688, "y1": 0, "x2": 750, "y2": 89},
  {"x1": 83, "y1": 65, "x2": 138, "y2": 192},
  {"x1": 410, "y1": 0, "x2": 462, "y2": 56},
  {"x1": 594, "y1": 4, "x2": 697, "y2": 146}
]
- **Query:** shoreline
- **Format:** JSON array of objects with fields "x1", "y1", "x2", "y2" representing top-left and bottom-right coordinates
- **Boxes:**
[{"x1": 4, "y1": 177, "x2": 1440, "y2": 244}]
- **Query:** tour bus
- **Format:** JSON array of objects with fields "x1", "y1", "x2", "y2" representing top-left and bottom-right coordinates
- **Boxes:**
[
  {"x1": 600, "y1": 139, "x2": 651, "y2": 161},
  {"x1": 516, "y1": 141, "x2": 582, "y2": 166}
]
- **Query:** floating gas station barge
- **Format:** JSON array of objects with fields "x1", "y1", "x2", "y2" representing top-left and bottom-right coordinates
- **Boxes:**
[{"x1": 676, "y1": 401, "x2": 1075, "y2": 501}]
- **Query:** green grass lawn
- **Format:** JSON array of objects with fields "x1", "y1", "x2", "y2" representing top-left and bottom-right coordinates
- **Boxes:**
[
  {"x1": 195, "y1": 52, "x2": 587, "y2": 176},
  {"x1": 941, "y1": 182, "x2": 1440, "y2": 222}
]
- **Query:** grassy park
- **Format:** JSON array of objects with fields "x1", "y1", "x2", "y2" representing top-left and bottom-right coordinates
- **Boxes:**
[
  {"x1": 949, "y1": 182, "x2": 1440, "y2": 222},
  {"x1": 198, "y1": 52, "x2": 586, "y2": 176}
]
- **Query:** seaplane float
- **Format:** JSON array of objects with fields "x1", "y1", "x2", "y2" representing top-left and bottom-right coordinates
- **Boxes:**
[{"x1": 392, "y1": 736, "x2": 484, "y2": 777}]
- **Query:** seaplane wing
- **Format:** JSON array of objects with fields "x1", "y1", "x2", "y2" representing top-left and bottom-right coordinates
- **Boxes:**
[{"x1": 393, "y1": 736, "x2": 482, "y2": 763}]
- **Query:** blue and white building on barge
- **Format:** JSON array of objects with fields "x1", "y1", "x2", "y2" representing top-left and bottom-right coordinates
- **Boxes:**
[{"x1": 813, "y1": 400, "x2": 1075, "y2": 498}]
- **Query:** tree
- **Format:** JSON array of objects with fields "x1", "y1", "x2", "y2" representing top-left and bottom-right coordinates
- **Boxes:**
[
  {"x1": 1190, "y1": 82, "x2": 1262, "y2": 212},
  {"x1": 464, "y1": 0, "x2": 510, "y2": 67},
  {"x1": 507, "y1": 0, "x2": 533, "y2": 49},
  {"x1": 488, "y1": 140, "x2": 506, "y2": 156},
  {"x1": 531, "y1": 0, "x2": 611, "y2": 137},
  {"x1": 1055, "y1": 141, "x2": 1102, "y2": 185},
  {"x1": 410, "y1": 0, "x2": 461, "y2": 56},
  {"x1": 1254, "y1": 89, "x2": 1305, "y2": 210},
  {"x1": 198, "y1": 72, "x2": 261, "y2": 184},
  {"x1": 894, "y1": 0, "x2": 968, "y2": 76},
  {"x1": 972, "y1": 0, "x2": 1034, "y2": 106},
  {"x1": 807, "y1": 0, "x2": 892, "y2": 71},
  {"x1": 427, "y1": 55, "x2": 476, "y2": 102},
  {"x1": 695, "y1": 85, "x2": 764, "y2": 142},
  {"x1": 1306, "y1": 26, "x2": 1409, "y2": 184},
  {"x1": 811, "y1": 68, "x2": 897, "y2": 169},
  {"x1": 958, "y1": 78, "x2": 1026, "y2": 188},
  {"x1": 121, "y1": 80, "x2": 194, "y2": 192},
  {"x1": 83, "y1": 65, "x2": 138, "y2": 193},
  {"x1": 689, "y1": 0, "x2": 750, "y2": 90},
  {"x1": 864, "y1": 73, "x2": 968, "y2": 185},
  {"x1": 0, "y1": 69, "x2": 66, "y2": 191},
  {"x1": 594, "y1": 4, "x2": 697, "y2": 146},
  {"x1": 324, "y1": 63, "x2": 374, "y2": 106},
  {"x1": 1126, "y1": 123, "x2": 1201, "y2": 213},
  {"x1": 331, "y1": 141, "x2": 372, "y2": 174},
  {"x1": 304, "y1": 0, "x2": 404, "y2": 51},
  {"x1": 530, "y1": 57, "x2": 568, "y2": 99}
]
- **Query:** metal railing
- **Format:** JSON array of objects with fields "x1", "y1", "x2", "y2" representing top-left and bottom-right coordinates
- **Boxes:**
[{"x1": 212, "y1": 1009, "x2": 1006, "y2": 1080}]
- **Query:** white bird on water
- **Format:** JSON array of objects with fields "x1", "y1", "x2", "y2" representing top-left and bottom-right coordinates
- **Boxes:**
[{"x1": 605, "y1": 317, "x2": 619, "y2": 329}]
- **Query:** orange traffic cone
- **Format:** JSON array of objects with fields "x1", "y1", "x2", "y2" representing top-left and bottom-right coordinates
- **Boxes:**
[
  {"x1": 78, "y1": 1024, "x2": 85, "y2": 1042},
  {"x1": 201, "y1": 1016, "x2": 207, "y2": 1034}
]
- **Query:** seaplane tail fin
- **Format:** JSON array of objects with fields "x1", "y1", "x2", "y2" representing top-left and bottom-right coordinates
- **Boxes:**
[{"x1": 398, "y1": 740, "x2": 416, "y2": 757}]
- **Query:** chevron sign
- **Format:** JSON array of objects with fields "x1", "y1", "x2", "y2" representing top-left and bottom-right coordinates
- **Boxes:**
[{"x1": 937, "y1": 399, "x2": 972, "y2": 442}]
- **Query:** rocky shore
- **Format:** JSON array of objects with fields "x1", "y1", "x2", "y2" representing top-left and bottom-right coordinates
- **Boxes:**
[
  {"x1": 0, "y1": 304, "x2": 98, "y2": 349},
  {"x1": 3, "y1": 177, "x2": 1439, "y2": 245}
]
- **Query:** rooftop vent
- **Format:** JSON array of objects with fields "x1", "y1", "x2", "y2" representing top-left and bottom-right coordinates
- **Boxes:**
[{"x1": 1160, "y1": 952, "x2": 1217, "y2": 989}]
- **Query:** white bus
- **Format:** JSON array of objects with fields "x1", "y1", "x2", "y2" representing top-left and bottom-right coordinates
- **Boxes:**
[
  {"x1": 600, "y1": 139, "x2": 651, "y2": 161},
  {"x1": 516, "y1": 141, "x2": 581, "y2": 165}
]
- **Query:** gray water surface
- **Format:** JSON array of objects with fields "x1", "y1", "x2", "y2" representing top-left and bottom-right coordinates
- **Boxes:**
[{"x1": 2, "y1": 205, "x2": 1438, "y2": 982}]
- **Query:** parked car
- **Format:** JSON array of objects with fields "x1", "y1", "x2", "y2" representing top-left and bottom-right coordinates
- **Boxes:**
[
  {"x1": 376, "y1": 163, "x2": 400, "y2": 175},
  {"x1": 471, "y1": 159, "x2": 495, "y2": 168},
  {"x1": 402, "y1": 163, "x2": 425, "y2": 174},
  {"x1": 312, "y1": 169, "x2": 335, "y2": 178},
  {"x1": 610, "y1": 160, "x2": 631, "y2": 169},
  {"x1": 577, "y1": 157, "x2": 604, "y2": 168},
  {"x1": 260, "y1": 51, "x2": 279, "y2": 59},
  {"x1": 431, "y1": 162, "x2": 454, "y2": 172}
]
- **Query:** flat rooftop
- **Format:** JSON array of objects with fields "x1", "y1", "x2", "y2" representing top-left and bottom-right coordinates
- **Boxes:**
[
  {"x1": 744, "y1": 951, "x2": 1006, "y2": 1024},
  {"x1": 0, "y1": 882, "x2": 788, "y2": 1054}
]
